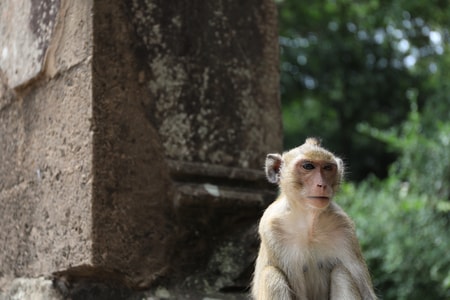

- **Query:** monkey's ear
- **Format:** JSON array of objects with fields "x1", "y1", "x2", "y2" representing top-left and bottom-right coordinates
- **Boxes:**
[
  {"x1": 335, "y1": 157, "x2": 345, "y2": 181},
  {"x1": 265, "y1": 153, "x2": 283, "y2": 184}
]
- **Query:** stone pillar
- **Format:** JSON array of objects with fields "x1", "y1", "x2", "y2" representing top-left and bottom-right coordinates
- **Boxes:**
[{"x1": 0, "y1": 0, "x2": 281, "y2": 296}]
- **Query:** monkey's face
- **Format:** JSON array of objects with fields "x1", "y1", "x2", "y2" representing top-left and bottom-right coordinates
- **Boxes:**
[
  {"x1": 265, "y1": 140, "x2": 344, "y2": 210},
  {"x1": 290, "y1": 157, "x2": 339, "y2": 209}
]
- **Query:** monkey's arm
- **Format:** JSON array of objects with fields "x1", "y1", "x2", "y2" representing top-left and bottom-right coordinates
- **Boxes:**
[
  {"x1": 252, "y1": 207, "x2": 297, "y2": 300},
  {"x1": 252, "y1": 228, "x2": 294, "y2": 300},
  {"x1": 255, "y1": 265, "x2": 293, "y2": 300},
  {"x1": 350, "y1": 242, "x2": 378, "y2": 299},
  {"x1": 339, "y1": 242, "x2": 377, "y2": 300},
  {"x1": 331, "y1": 205, "x2": 378, "y2": 300},
  {"x1": 330, "y1": 264, "x2": 362, "y2": 300}
]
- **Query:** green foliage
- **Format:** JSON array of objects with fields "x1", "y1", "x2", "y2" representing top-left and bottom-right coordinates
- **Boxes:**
[
  {"x1": 337, "y1": 104, "x2": 450, "y2": 299},
  {"x1": 338, "y1": 178, "x2": 450, "y2": 300},
  {"x1": 278, "y1": 0, "x2": 450, "y2": 180},
  {"x1": 359, "y1": 97, "x2": 450, "y2": 203}
]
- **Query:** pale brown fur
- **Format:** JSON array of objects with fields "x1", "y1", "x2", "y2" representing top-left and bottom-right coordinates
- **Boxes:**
[{"x1": 252, "y1": 138, "x2": 376, "y2": 300}]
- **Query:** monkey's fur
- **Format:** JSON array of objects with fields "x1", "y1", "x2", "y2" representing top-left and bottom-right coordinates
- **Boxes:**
[{"x1": 252, "y1": 138, "x2": 376, "y2": 300}]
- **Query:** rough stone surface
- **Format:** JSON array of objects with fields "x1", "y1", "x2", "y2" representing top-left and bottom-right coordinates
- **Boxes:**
[
  {"x1": 130, "y1": 0, "x2": 281, "y2": 169},
  {"x1": 0, "y1": 277, "x2": 249, "y2": 300},
  {"x1": 90, "y1": 0, "x2": 177, "y2": 285},
  {"x1": 0, "y1": 0, "x2": 94, "y2": 278},
  {"x1": 0, "y1": 65, "x2": 94, "y2": 277},
  {"x1": 0, "y1": 0, "x2": 60, "y2": 88},
  {"x1": 0, "y1": 277, "x2": 63, "y2": 300},
  {"x1": 89, "y1": 0, "x2": 281, "y2": 289},
  {"x1": 0, "y1": 0, "x2": 281, "y2": 297}
]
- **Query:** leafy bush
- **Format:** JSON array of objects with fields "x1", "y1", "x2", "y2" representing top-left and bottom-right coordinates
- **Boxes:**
[
  {"x1": 338, "y1": 179, "x2": 450, "y2": 300},
  {"x1": 337, "y1": 103, "x2": 450, "y2": 300},
  {"x1": 358, "y1": 96, "x2": 450, "y2": 206}
]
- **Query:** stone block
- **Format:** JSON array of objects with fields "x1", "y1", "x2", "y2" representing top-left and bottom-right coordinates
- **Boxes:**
[
  {"x1": 0, "y1": 0, "x2": 95, "y2": 279},
  {"x1": 0, "y1": 65, "x2": 94, "y2": 277},
  {"x1": 0, "y1": 0, "x2": 282, "y2": 293}
]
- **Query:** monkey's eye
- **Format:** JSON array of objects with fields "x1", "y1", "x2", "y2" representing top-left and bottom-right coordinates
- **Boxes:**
[
  {"x1": 302, "y1": 163, "x2": 315, "y2": 170},
  {"x1": 323, "y1": 164, "x2": 334, "y2": 171}
]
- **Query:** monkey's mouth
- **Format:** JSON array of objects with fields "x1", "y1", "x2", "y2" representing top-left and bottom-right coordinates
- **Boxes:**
[
  {"x1": 307, "y1": 196, "x2": 330, "y2": 208},
  {"x1": 308, "y1": 196, "x2": 330, "y2": 200}
]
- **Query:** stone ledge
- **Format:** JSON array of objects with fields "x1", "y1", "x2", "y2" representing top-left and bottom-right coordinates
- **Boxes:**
[{"x1": 0, "y1": 276, "x2": 249, "y2": 300}]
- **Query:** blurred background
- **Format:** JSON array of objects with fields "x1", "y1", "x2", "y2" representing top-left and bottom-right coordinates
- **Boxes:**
[{"x1": 277, "y1": 0, "x2": 450, "y2": 299}]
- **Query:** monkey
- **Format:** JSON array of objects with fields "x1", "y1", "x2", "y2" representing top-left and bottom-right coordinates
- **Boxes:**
[{"x1": 252, "y1": 137, "x2": 377, "y2": 300}]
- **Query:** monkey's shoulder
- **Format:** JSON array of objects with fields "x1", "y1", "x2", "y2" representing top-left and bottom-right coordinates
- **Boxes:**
[
  {"x1": 319, "y1": 203, "x2": 356, "y2": 230},
  {"x1": 258, "y1": 199, "x2": 290, "y2": 235}
]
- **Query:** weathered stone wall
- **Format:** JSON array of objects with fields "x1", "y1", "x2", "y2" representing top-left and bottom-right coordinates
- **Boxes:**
[
  {"x1": 0, "y1": 0, "x2": 94, "y2": 277},
  {"x1": 128, "y1": 0, "x2": 280, "y2": 168},
  {"x1": 0, "y1": 0, "x2": 281, "y2": 298},
  {"x1": 90, "y1": 0, "x2": 177, "y2": 285}
]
